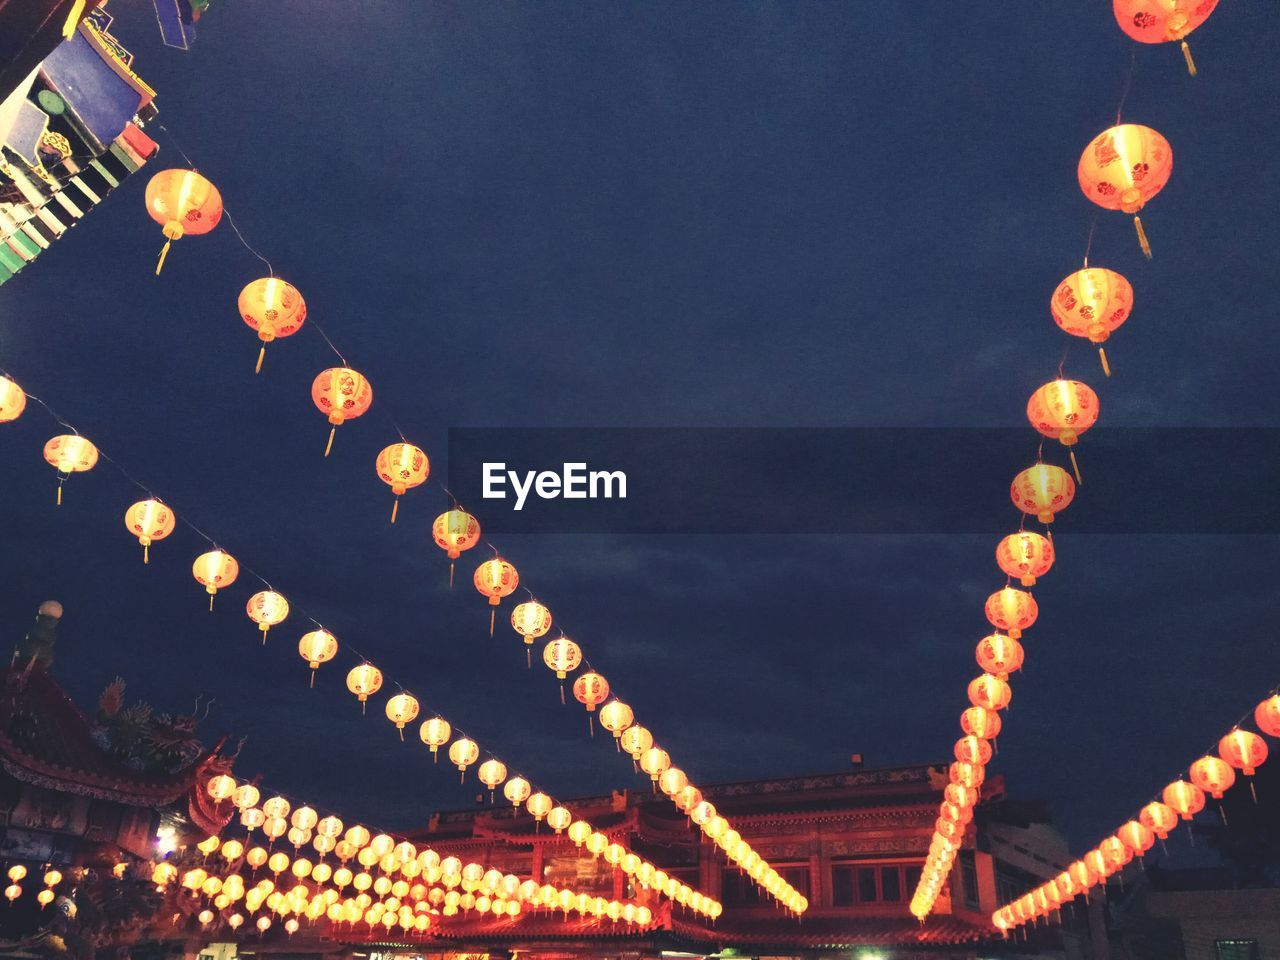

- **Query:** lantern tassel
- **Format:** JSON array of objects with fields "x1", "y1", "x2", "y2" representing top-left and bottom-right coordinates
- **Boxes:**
[
  {"x1": 1133, "y1": 214, "x2": 1152, "y2": 259},
  {"x1": 208, "y1": 594, "x2": 214, "y2": 613},
  {"x1": 526, "y1": 648, "x2": 531, "y2": 670},
  {"x1": 155, "y1": 238, "x2": 173, "y2": 275},
  {"x1": 489, "y1": 608, "x2": 496, "y2": 637},
  {"x1": 62, "y1": 0, "x2": 85, "y2": 38},
  {"x1": 1099, "y1": 345, "x2": 1111, "y2": 378},
  {"x1": 560, "y1": 683, "x2": 566, "y2": 705},
  {"x1": 1070, "y1": 449, "x2": 1082, "y2": 485},
  {"x1": 324, "y1": 426, "x2": 336, "y2": 458},
  {"x1": 261, "y1": 628, "x2": 268, "y2": 646},
  {"x1": 309, "y1": 669, "x2": 316, "y2": 689},
  {"x1": 614, "y1": 738, "x2": 620, "y2": 753},
  {"x1": 1181, "y1": 40, "x2": 1197, "y2": 77},
  {"x1": 360, "y1": 700, "x2": 366, "y2": 716},
  {"x1": 588, "y1": 716, "x2": 595, "y2": 738},
  {"x1": 391, "y1": 498, "x2": 399, "y2": 524},
  {"x1": 449, "y1": 560, "x2": 456, "y2": 588},
  {"x1": 255, "y1": 345, "x2": 266, "y2": 375},
  {"x1": 432, "y1": 749, "x2": 438, "y2": 765},
  {"x1": 398, "y1": 727, "x2": 405, "y2": 742},
  {"x1": 1250, "y1": 780, "x2": 1258, "y2": 803},
  {"x1": 56, "y1": 482, "x2": 63, "y2": 506},
  {"x1": 1219, "y1": 803, "x2": 1228, "y2": 826},
  {"x1": 143, "y1": 544, "x2": 149, "y2": 564},
  {"x1": 459, "y1": 770, "x2": 465, "y2": 785}
]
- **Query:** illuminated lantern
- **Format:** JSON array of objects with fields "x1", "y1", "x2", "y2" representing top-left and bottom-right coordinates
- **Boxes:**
[
  {"x1": 192, "y1": 549, "x2": 238, "y2": 610},
  {"x1": 1117, "y1": 819, "x2": 1155, "y2": 857},
  {"x1": 419, "y1": 717, "x2": 451, "y2": 760},
  {"x1": 1027, "y1": 380, "x2": 1099, "y2": 482},
  {"x1": 1256, "y1": 695, "x2": 1280, "y2": 738},
  {"x1": 246, "y1": 591, "x2": 289, "y2": 643},
  {"x1": 1162, "y1": 779, "x2": 1205, "y2": 820},
  {"x1": 543, "y1": 635, "x2": 583, "y2": 702},
  {"x1": 311, "y1": 367, "x2": 373, "y2": 457},
  {"x1": 503, "y1": 776, "x2": 531, "y2": 807},
  {"x1": 985, "y1": 586, "x2": 1038, "y2": 639},
  {"x1": 950, "y1": 761, "x2": 985, "y2": 789},
  {"x1": 1078, "y1": 124, "x2": 1173, "y2": 259},
  {"x1": 1219, "y1": 729, "x2": 1268, "y2": 776},
  {"x1": 655, "y1": 765, "x2": 685, "y2": 798},
  {"x1": 474, "y1": 558, "x2": 519, "y2": 635},
  {"x1": 1010, "y1": 463, "x2": 1075, "y2": 525},
  {"x1": 967, "y1": 674, "x2": 1012, "y2": 712},
  {"x1": 955, "y1": 735, "x2": 993, "y2": 766},
  {"x1": 124, "y1": 499, "x2": 176, "y2": 564},
  {"x1": 573, "y1": 672, "x2": 610, "y2": 735},
  {"x1": 448, "y1": 737, "x2": 480, "y2": 780},
  {"x1": 621, "y1": 724, "x2": 653, "y2": 761},
  {"x1": 1139, "y1": 800, "x2": 1178, "y2": 840},
  {"x1": 960, "y1": 706, "x2": 1002, "y2": 741},
  {"x1": 975, "y1": 634, "x2": 1024, "y2": 680},
  {"x1": 1051, "y1": 267, "x2": 1134, "y2": 376},
  {"x1": 346, "y1": 663, "x2": 384, "y2": 713},
  {"x1": 545, "y1": 806, "x2": 572, "y2": 835},
  {"x1": 432, "y1": 509, "x2": 481, "y2": 586},
  {"x1": 0, "y1": 374, "x2": 26, "y2": 423},
  {"x1": 1068, "y1": 859, "x2": 1098, "y2": 891},
  {"x1": 385, "y1": 693, "x2": 420, "y2": 739},
  {"x1": 526, "y1": 792, "x2": 553, "y2": 822},
  {"x1": 675, "y1": 785, "x2": 704, "y2": 814},
  {"x1": 298, "y1": 629, "x2": 338, "y2": 686},
  {"x1": 1113, "y1": 0, "x2": 1219, "y2": 74},
  {"x1": 237, "y1": 277, "x2": 307, "y2": 373},
  {"x1": 1189, "y1": 755, "x2": 1235, "y2": 799},
  {"x1": 995, "y1": 531, "x2": 1054, "y2": 586},
  {"x1": 511, "y1": 601, "x2": 553, "y2": 667},
  {"x1": 144, "y1": 169, "x2": 222, "y2": 274},
  {"x1": 44, "y1": 435, "x2": 98, "y2": 504},
  {"x1": 375, "y1": 443, "x2": 429, "y2": 523},
  {"x1": 599, "y1": 700, "x2": 634, "y2": 745},
  {"x1": 945, "y1": 783, "x2": 978, "y2": 810},
  {"x1": 640, "y1": 747, "x2": 670, "y2": 781},
  {"x1": 476, "y1": 759, "x2": 508, "y2": 801}
]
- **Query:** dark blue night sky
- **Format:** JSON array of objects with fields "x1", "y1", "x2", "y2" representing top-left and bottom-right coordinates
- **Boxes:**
[{"x1": 1, "y1": 1, "x2": 1278, "y2": 854}]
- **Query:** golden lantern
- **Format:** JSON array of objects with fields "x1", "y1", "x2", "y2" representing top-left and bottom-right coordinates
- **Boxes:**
[
  {"x1": 124, "y1": 499, "x2": 176, "y2": 564},
  {"x1": 1139, "y1": 800, "x2": 1178, "y2": 839},
  {"x1": 448, "y1": 737, "x2": 480, "y2": 781},
  {"x1": 1117, "y1": 819, "x2": 1155, "y2": 857},
  {"x1": 1189, "y1": 755, "x2": 1236, "y2": 800},
  {"x1": 206, "y1": 774, "x2": 236, "y2": 802},
  {"x1": 1078, "y1": 124, "x2": 1173, "y2": 258},
  {"x1": 144, "y1": 169, "x2": 222, "y2": 274},
  {"x1": 967, "y1": 673, "x2": 1012, "y2": 712},
  {"x1": 1219, "y1": 729, "x2": 1268, "y2": 777},
  {"x1": 975, "y1": 633, "x2": 1025, "y2": 679},
  {"x1": 573, "y1": 672, "x2": 610, "y2": 735},
  {"x1": 0, "y1": 374, "x2": 26, "y2": 423},
  {"x1": 311, "y1": 367, "x2": 373, "y2": 457},
  {"x1": 547, "y1": 806, "x2": 572, "y2": 834},
  {"x1": 385, "y1": 693, "x2": 421, "y2": 739},
  {"x1": 503, "y1": 776, "x2": 531, "y2": 807},
  {"x1": 960, "y1": 706, "x2": 1002, "y2": 741},
  {"x1": 419, "y1": 716, "x2": 451, "y2": 761},
  {"x1": 1256, "y1": 695, "x2": 1280, "y2": 738},
  {"x1": 1027, "y1": 380, "x2": 1100, "y2": 482},
  {"x1": 955, "y1": 735, "x2": 993, "y2": 766},
  {"x1": 1051, "y1": 266, "x2": 1134, "y2": 376},
  {"x1": 298, "y1": 629, "x2": 338, "y2": 686},
  {"x1": 238, "y1": 277, "x2": 307, "y2": 373},
  {"x1": 598, "y1": 699, "x2": 634, "y2": 746},
  {"x1": 985, "y1": 586, "x2": 1038, "y2": 639},
  {"x1": 543, "y1": 635, "x2": 583, "y2": 702},
  {"x1": 346, "y1": 663, "x2": 384, "y2": 713},
  {"x1": 263, "y1": 796, "x2": 290, "y2": 819},
  {"x1": 44, "y1": 434, "x2": 98, "y2": 504},
  {"x1": 1162, "y1": 779, "x2": 1205, "y2": 820},
  {"x1": 432, "y1": 509, "x2": 481, "y2": 586},
  {"x1": 621, "y1": 725, "x2": 653, "y2": 765},
  {"x1": 474, "y1": 558, "x2": 519, "y2": 635},
  {"x1": 995, "y1": 531, "x2": 1054, "y2": 587},
  {"x1": 375, "y1": 443, "x2": 430, "y2": 523},
  {"x1": 1114, "y1": 0, "x2": 1219, "y2": 74},
  {"x1": 511, "y1": 600, "x2": 553, "y2": 667},
  {"x1": 192, "y1": 549, "x2": 239, "y2": 610},
  {"x1": 246, "y1": 590, "x2": 290, "y2": 643},
  {"x1": 640, "y1": 747, "x2": 670, "y2": 782},
  {"x1": 1010, "y1": 463, "x2": 1075, "y2": 525},
  {"x1": 478, "y1": 759, "x2": 508, "y2": 800},
  {"x1": 659, "y1": 766, "x2": 688, "y2": 798},
  {"x1": 526, "y1": 792, "x2": 553, "y2": 822}
]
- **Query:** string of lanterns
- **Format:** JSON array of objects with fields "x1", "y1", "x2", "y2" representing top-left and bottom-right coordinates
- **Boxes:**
[
  {"x1": 910, "y1": 0, "x2": 1221, "y2": 922},
  {"x1": 992, "y1": 688, "x2": 1280, "y2": 933}
]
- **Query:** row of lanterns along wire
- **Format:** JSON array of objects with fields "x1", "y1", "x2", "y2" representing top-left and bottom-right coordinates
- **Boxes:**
[
  {"x1": 993, "y1": 692, "x2": 1280, "y2": 932},
  {"x1": 3, "y1": 864, "x2": 72, "y2": 908},
  {"x1": 0, "y1": 381, "x2": 803, "y2": 918},
  {"x1": 909, "y1": 0, "x2": 1223, "y2": 923},
  {"x1": 171, "y1": 772, "x2": 663, "y2": 937}
]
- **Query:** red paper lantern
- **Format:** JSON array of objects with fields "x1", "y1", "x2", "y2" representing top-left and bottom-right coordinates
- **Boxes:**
[
  {"x1": 967, "y1": 674, "x2": 1012, "y2": 712},
  {"x1": 238, "y1": 277, "x2": 306, "y2": 373},
  {"x1": 1161, "y1": 779, "x2": 1205, "y2": 821},
  {"x1": 1189, "y1": 755, "x2": 1236, "y2": 800},
  {"x1": 960, "y1": 706, "x2": 1002, "y2": 741},
  {"x1": 975, "y1": 633, "x2": 1024, "y2": 680},
  {"x1": 984, "y1": 587, "x2": 1038, "y2": 639},
  {"x1": 995, "y1": 532, "x2": 1055, "y2": 586},
  {"x1": 1117, "y1": 819, "x2": 1155, "y2": 857},
  {"x1": 1010, "y1": 463, "x2": 1075, "y2": 525},
  {"x1": 1113, "y1": 0, "x2": 1219, "y2": 74},
  {"x1": 1051, "y1": 267, "x2": 1133, "y2": 375},
  {"x1": 1078, "y1": 124, "x2": 1173, "y2": 259},
  {"x1": 474, "y1": 558, "x2": 519, "y2": 635},
  {"x1": 1219, "y1": 729, "x2": 1268, "y2": 776},
  {"x1": 954, "y1": 735, "x2": 993, "y2": 766},
  {"x1": 1254, "y1": 696, "x2": 1280, "y2": 738},
  {"x1": 374, "y1": 443, "x2": 430, "y2": 523},
  {"x1": 144, "y1": 169, "x2": 222, "y2": 274},
  {"x1": 311, "y1": 367, "x2": 373, "y2": 457},
  {"x1": 1139, "y1": 801, "x2": 1177, "y2": 840}
]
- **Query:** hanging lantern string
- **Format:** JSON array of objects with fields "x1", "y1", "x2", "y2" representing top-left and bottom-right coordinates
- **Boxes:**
[
  {"x1": 1113, "y1": 46, "x2": 1138, "y2": 125},
  {"x1": 1081, "y1": 212, "x2": 1100, "y2": 268}
]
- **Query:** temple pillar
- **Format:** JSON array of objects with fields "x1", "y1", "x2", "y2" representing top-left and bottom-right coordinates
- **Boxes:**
[{"x1": 531, "y1": 840, "x2": 545, "y2": 881}]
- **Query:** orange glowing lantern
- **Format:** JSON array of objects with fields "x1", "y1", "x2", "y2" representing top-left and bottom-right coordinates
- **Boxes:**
[
  {"x1": 375, "y1": 443, "x2": 429, "y2": 523},
  {"x1": 0, "y1": 374, "x2": 25, "y2": 423},
  {"x1": 44, "y1": 435, "x2": 98, "y2": 504},
  {"x1": 967, "y1": 674, "x2": 1012, "y2": 712},
  {"x1": 621, "y1": 724, "x2": 653, "y2": 761},
  {"x1": 1010, "y1": 463, "x2": 1075, "y2": 526},
  {"x1": 975, "y1": 633, "x2": 1024, "y2": 680},
  {"x1": 385, "y1": 693, "x2": 420, "y2": 739},
  {"x1": 474, "y1": 558, "x2": 519, "y2": 635},
  {"x1": 419, "y1": 717, "x2": 451, "y2": 760},
  {"x1": 640, "y1": 747, "x2": 670, "y2": 781},
  {"x1": 1117, "y1": 819, "x2": 1155, "y2": 857},
  {"x1": 1068, "y1": 859, "x2": 1098, "y2": 891},
  {"x1": 1139, "y1": 801, "x2": 1178, "y2": 840},
  {"x1": 1162, "y1": 779, "x2": 1205, "y2": 820},
  {"x1": 573, "y1": 672, "x2": 610, "y2": 711},
  {"x1": 1219, "y1": 729, "x2": 1268, "y2": 776},
  {"x1": 1027, "y1": 380, "x2": 1099, "y2": 483},
  {"x1": 1051, "y1": 267, "x2": 1133, "y2": 376},
  {"x1": 995, "y1": 531, "x2": 1054, "y2": 586},
  {"x1": 192, "y1": 549, "x2": 238, "y2": 610},
  {"x1": 1256, "y1": 695, "x2": 1280, "y2": 738},
  {"x1": 503, "y1": 776, "x2": 531, "y2": 807},
  {"x1": 477, "y1": 759, "x2": 508, "y2": 800},
  {"x1": 346, "y1": 663, "x2": 383, "y2": 713},
  {"x1": 246, "y1": 590, "x2": 289, "y2": 643},
  {"x1": 945, "y1": 783, "x2": 978, "y2": 810},
  {"x1": 124, "y1": 499, "x2": 175, "y2": 563},
  {"x1": 1078, "y1": 124, "x2": 1173, "y2": 259},
  {"x1": 311, "y1": 367, "x2": 373, "y2": 457},
  {"x1": 448, "y1": 738, "x2": 480, "y2": 781},
  {"x1": 511, "y1": 601, "x2": 553, "y2": 668},
  {"x1": 1113, "y1": 0, "x2": 1219, "y2": 75},
  {"x1": 960, "y1": 706, "x2": 1002, "y2": 741},
  {"x1": 238, "y1": 277, "x2": 306, "y2": 373},
  {"x1": 432, "y1": 509, "x2": 481, "y2": 586},
  {"x1": 1189, "y1": 755, "x2": 1235, "y2": 799},
  {"x1": 599, "y1": 699, "x2": 634, "y2": 743},
  {"x1": 984, "y1": 587, "x2": 1037, "y2": 639},
  {"x1": 144, "y1": 169, "x2": 222, "y2": 274},
  {"x1": 526, "y1": 792, "x2": 553, "y2": 822},
  {"x1": 298, "y1": 629, "x2": 338, "y2": 686},
  {"x1": 954, "y1": 735, "x2": 993, "y2": 766}
]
